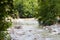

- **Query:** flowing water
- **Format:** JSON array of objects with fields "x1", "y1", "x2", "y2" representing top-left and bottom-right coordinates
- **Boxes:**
[{"x1": 8, "y1": 18, "x2": 60, "y2": 40}]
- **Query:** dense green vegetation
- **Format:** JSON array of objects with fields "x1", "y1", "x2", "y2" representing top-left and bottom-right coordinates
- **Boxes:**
[
  {"x1": 14, "y1": 0, "x2": 60, "y2": 26},
  {"x1": 0, "y1": 0, "x2": 14, "y2": 40},
  {"x1": 0, "y1": 0, "x2": 14, "y2": 31},
  {"x1": 14, "y1": 0, "x2": 38, "y2": 18},
  {"x1": 37, "y1": 0, "x2": 57, "y2": 26},
  {"x1": 56, "y1": 0, "x2": 60, "y2": 17}
]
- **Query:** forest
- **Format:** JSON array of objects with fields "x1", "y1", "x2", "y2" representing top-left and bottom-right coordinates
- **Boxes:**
[{"x1": 0, "y1": 0, "x2": 60, "y2": 40}]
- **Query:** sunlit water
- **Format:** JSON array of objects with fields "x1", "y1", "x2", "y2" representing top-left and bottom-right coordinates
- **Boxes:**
[{"x1": 8, "y1": 18, "x2": 60, "y2": 40}]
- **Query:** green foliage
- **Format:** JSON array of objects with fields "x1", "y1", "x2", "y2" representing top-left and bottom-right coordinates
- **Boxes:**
[
  {"x1": 0, "y1": 0, "x2": 14, "y2": 40},
  {"x1": 14, "y1": 0, "x2": 38, "y2": 18},
  {"x1": 0, "y1": 21, "x2": 12, "y2": 31},
  {"x1": 0, "y1": 0, "x2": 13, "y2": 31},
  {"x1": 0, "y1": 31, "x2": 6, "y2": 40},
  {"x1": 0, "y1": 31, "x2": 11, "y2": 40},
  {"x1": 37, "y1": 0, "x2": 57, "y2": 26},
  {"x1": 56, "y1": 0, "x2": 60, "y2": 17},
  {"x1": 14, "y1": 0, "x2": 60, "y2": 25}
]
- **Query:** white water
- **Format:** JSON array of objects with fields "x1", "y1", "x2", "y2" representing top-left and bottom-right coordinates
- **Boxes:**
[{"x1": 8, "y1": 18, "x2": 60, "y2": 40}]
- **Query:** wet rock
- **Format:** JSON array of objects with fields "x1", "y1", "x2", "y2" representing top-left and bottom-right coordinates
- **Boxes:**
[
  {"x1": 58, "y1": 33, "x2": 60, "y2": 35},
  {"x1": 29, "y1": 30, "x2": 32, "y2": 32},
  {"x1": 14, "y1": 26, "x2": 22, "y2": 29}
]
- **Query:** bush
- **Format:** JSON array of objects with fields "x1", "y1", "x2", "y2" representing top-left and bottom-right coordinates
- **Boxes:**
[
  {"x1": 0, "y1": 0, "x2": 14, "y2": 40},
  {"x1": 14, "y1": 0, "x2": 38, "y2": 18},
  {"x1": 37, "y1": 0, "x2": 57, "y2": 26}
]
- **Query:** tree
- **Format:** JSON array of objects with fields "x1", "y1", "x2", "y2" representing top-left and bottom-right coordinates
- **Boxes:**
[
  {"x1": 56, "y1": 0, "x2": 60, "y2": 17},
  {"x1": 37, "y1": 0, "x2": 57, "y2": 26},
  {"x1": 14, "y1": 0, "x2": 38, "y2": 18},
  {"x1": 0, "y1": 0, "x2": 14, "y2": 40}
]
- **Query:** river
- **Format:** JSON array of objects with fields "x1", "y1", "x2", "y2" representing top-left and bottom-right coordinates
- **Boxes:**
[{"x1": 8, "y1": 18, "x2": 60, "y2": 40}]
